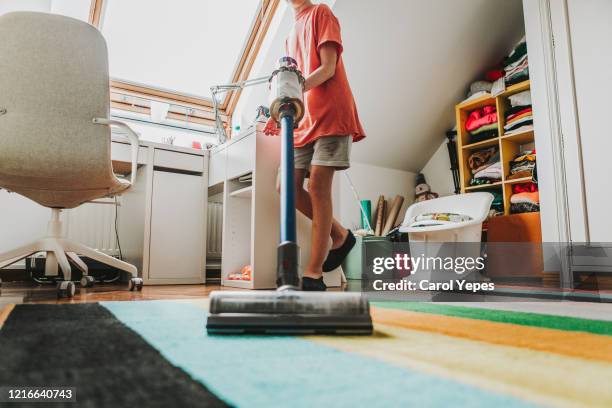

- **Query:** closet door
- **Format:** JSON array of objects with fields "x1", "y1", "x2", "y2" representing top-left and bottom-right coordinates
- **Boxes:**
[{"x1": 565, "y1": 0, "x2": 612, "y2": 243}]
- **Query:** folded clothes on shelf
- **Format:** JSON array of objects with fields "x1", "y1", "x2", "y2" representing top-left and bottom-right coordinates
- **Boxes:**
[
  {"x1": 511, "y1": 191, "x2": 540, "y2": 205},
  {"x1": 511, "y1": 202, "x2": 540, "y2": 214},
  {"x1": 468, "y1": 147, "x2": 497, "y2": 172},
  {"x1": 504, "y1": 37, "x2": 528, "y2": 67},
  {"x1": 508, "y1": 90, "x2": 532, "y2": 107},
  {"x1": 506, "y1": 106, "x2": 532, "y2": 121},
  {"x1": 485, "y1": 69, "x2": 505, "y2": 82},
  {"x1": 504, "y1": 37, "x2": 529, "y2": 86},
  {"x1": 512, "y1": 182, "x2": 538, "y2": 194},
  {"x1": 505, "y1": 105, "x2": 531, "y2": 117},
  {"x1": 510, "y1": 174, "x2": 540, "y2": 215},
  {"x1": 490, "y1": 190, "x2": 504, "y2": 213},
  {"x1": 508, "y1": 149, "x2": 536, "y2": 180},
  {"x1": 465, "y1": 105, "x2": 499, "y2": 143},
  {"x1": 504, "y1": 116, "x2": 533, "y2": 132},
  {"x1": 468, "y1": 81, "x2": 493, "y2": 96},
  {"x1": 470, "y1": 177, "x2": 496, "y2": 186},
  {"x1": 473, "y1": 160, "x2": 502, "y2": 180},
  {"x1": 505, "y1": 111, "x2": 532, "y2": 125},
  {"x1": 504, "y1": 124, "x2": 534, "y2": 136},
  {"x1": 466, "y1": 105, "x2": 497, "y2": 132}
]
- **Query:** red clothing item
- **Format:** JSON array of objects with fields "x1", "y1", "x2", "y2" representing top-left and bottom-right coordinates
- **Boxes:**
[
  {"x1": 465, "y1": 106, "x2": 498, "y2": 132},
  {"x1": 512, "y1": 182, "x2": 538, "y2": 194},
  {"x1": 286, "y1": 4, "x2": 365, "y2": 147},
  {"x1": 485, "y1": 69, "x2": 505, "y2": 81}
]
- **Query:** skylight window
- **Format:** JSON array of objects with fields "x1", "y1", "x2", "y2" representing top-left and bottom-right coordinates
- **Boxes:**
[
  {"x1": 0, "y1": 0, "x2": 90, "y2": 22},
  {"x1": 99, "y1": 0, "x2": 262, "y2": 100}
]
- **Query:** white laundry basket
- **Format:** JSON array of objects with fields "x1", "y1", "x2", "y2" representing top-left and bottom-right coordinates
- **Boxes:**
[{"x1": 399, "y1": 192, "x2": 493, "y2": 282}]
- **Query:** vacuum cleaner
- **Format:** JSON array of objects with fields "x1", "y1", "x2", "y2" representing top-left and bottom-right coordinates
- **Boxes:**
[{"x1": 206, "y1": 57, "x2": 373, "y2": 335}]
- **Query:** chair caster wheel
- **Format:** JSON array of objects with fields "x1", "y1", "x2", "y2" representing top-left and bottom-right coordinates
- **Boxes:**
[
  {"x1": 57, "y1": 281, "x2": 75, "y2": 298},
  {"x1": 128, "y1": 278, "x2": 143, "y2": 291},
  {"x1": 80, "y1": 275, "x2": 95, "y2": 288}
]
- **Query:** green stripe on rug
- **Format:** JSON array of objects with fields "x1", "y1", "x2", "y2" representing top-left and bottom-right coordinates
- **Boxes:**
[{"x1": 372, "y1": 302, "x2": 612, "y2": 336}]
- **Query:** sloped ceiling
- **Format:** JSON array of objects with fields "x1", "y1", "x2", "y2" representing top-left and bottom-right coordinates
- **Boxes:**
[{"x1": 333, "y1": 0, "x2": 525, "y2": 171}]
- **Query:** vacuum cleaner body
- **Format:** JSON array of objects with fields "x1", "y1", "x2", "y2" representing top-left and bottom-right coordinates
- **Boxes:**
[{"x1": 206, "y1": 57, "x2": 373, "y2": 335}]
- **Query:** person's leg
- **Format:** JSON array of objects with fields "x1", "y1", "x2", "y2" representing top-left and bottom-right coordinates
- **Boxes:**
[
  {"x1": 303, "y1": 165, "x2": 336, "y2": 279},
  {"x1": 293, "y1": 170, "x2": 348, "y2": 249}
]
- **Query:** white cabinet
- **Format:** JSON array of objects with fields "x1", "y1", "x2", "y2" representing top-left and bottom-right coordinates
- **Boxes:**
[
  {"x1": 147, "y1": 170, "x2": 205, "y2": 283},
  {"x1": 226, "y1": 133, "x2": 256, "y2": 179},
  {"x1": 209, "y1": 148, "x2": 226, "y2": 186},
  {"x1": 215, "y1": 126, "x2": 343, "y2": 289},
  {"x1": 116, "y1": 141, "x2": 208, "y2": 285}
]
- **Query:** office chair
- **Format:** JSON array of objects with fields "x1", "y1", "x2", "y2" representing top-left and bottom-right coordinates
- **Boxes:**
[{"x1": 0, "y1": 12, "x2": 143, "y2": 297}]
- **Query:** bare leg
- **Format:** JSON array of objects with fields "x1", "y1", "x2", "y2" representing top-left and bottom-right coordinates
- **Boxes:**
[
  {"x1": 290, "y1": 169, "x2": 348, "y2": 249},
  {"x1": 303, "y1": 165, "x2": 340, "y2": 279}
]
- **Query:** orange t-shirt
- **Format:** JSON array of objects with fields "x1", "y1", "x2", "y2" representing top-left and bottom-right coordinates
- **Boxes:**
[{"x1": 286, "y1": 4, "x2": 366, "y2": 148}]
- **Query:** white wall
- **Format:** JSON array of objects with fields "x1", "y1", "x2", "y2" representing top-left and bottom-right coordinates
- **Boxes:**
[
  {"x1": 0, "y1": 191, "x2": 50, "y2": 266},
  {"x1": 563, "y1": 0, "x2": 612, "y2": 242},
  {"x1": 524, "y1": 0, "x2": 612, "y2": 244},
  {"x1": 337, "y1": 162, "x2": 416, "y2": 231},
  {"x1": 0, "y1": 0, "x2": 50, "y2": 14},
  {"x1": 420, "y1": 141, "x2": 456, "y2": 197}
]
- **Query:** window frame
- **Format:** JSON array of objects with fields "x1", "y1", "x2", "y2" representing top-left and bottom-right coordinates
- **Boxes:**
[{"x1": 88, "y1": 0, "x2": 280, "y2": 125}]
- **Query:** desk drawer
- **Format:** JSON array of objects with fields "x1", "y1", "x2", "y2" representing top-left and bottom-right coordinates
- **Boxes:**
[
  {"x1": 111, "y1": 142, "x2": 148, "y2": 164},
  {"x1": 154, "y1": 149, "x2": 204, "y2": 173},
  {"x1": 226, "y1": 134, "x2": 255, "y2": 179}
]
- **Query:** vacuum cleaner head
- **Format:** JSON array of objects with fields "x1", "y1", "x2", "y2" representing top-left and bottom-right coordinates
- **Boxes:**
[{"x1": 207, "y1": 290, "x2": 373, "y2": 335}]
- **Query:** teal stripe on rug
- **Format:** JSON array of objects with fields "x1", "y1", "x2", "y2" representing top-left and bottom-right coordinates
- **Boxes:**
[
  {"x1": 372, "y1": 302, "x2": 612, "y2": 336},
  {"x1": 102, "y1": 300, "x2": 538, "y2": 408}
]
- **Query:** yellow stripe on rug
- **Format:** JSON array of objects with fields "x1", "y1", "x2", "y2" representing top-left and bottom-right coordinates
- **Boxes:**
[
  {"x1": 371, "y1": 307, "x2": 612, "y2": 363},
  {"x1": 311, "y1": 324, "x2": 612, "y2": 408}
]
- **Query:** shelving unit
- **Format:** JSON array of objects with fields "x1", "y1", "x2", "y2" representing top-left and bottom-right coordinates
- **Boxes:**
[
  {"x1": 208, "y1": 125, "x2": 344, "y2": 289},
  {"x1": 456, "y1": 80, "x2": 537, "y2": 216}
]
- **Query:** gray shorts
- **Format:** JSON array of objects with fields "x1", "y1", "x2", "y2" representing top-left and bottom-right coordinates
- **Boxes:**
[{"x1": 294, "y1": 135, "x2": 352, "y2": 171}]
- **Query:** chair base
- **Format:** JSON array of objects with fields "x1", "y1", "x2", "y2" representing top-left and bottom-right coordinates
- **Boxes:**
[{"x1": 0, "y1": 209, "x2": 142, "y2": 297}]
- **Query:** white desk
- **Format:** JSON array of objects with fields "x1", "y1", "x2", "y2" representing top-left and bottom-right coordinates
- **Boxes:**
[
  {"x1": 0, "y1": 137, "x2": 208, "y2": 284},
  {"x1": 112, "y1": 136, "x2": 208, "y2": 285}
]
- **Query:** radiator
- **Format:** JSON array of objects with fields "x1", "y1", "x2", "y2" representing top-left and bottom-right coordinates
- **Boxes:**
[
  {"x1": 65, "y1": 201, "x2": 120, "y2": 256},
  {"x1": 207, "y1": 202, "x2": 223, "y2": 258}
]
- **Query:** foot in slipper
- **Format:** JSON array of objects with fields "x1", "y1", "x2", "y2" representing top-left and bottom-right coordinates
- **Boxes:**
[
  {"x1": 302, "y1": 276, "x2": 327, "y2": 291},
  {"x1": 322, "y1": 229, "x2": 356, "y2": 272}
]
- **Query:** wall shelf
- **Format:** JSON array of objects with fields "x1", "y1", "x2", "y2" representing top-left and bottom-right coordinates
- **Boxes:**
[
  {"x1": 222, "y1": 279, "x2": 253, "y2": 288},
  {"x1": 456, "y1": 80, "x2": 537, "y2": 216},
  {"x1": 501, "y1": 129, "x2": 535, "y2": 145},
  {"x1": 504, "y1": 176, "x2": 533, "y2": 185},
  {"x1": 461, "y1": 137, "x2": 500, "y2": 150},
  {"x1": 465, "y1": 181, "x2": 503, "y2": 191}
]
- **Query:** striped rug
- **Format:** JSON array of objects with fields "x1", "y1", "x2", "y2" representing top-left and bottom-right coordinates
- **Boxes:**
[
  {"x1": 101, "y1": 299, "x2": 612, "y2": 408},
  {"x1": 2, "y1": 299, "x2": 610, "y2": 407}
]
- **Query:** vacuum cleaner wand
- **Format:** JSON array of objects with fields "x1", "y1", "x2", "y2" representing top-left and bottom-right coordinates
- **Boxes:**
[{"x1": 277, "y1": 106, "x2": 300, "y2": 289}]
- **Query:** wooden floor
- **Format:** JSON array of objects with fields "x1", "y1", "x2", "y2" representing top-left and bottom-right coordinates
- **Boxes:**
[
  {"x1": 0, "y1": 281, "x2": 224, "y2": 305},
  {"x1": 2, "y1": 281, "x2": 612, "y2": 327}
]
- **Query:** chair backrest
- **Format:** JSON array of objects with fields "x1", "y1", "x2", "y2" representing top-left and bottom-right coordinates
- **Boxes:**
[
  {"x1": 0, "y1": 11, "x2": 114, "y2": 192},
  {"x1": 403, "y1": 192, "x2": 494, "y2": 224}
]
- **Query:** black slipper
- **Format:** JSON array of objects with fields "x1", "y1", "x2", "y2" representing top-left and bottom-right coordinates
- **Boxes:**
[
  {"x1": 323, "y1": 230, "x2": 356, "y2": 272},
  {"x1": 302, "y1": 276, "x2": 327, "y2": 291}
]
